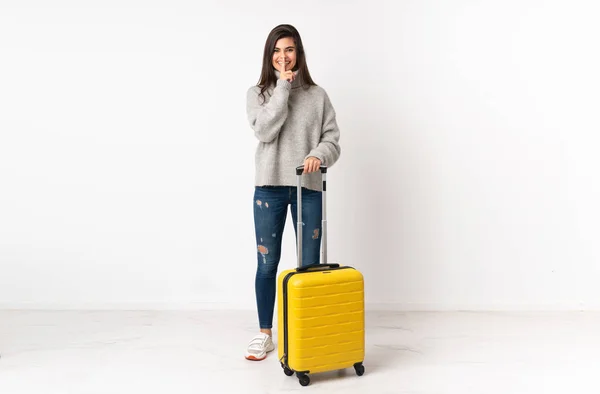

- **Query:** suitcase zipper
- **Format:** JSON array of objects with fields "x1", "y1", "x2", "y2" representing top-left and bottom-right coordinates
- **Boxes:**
[{"x1": 282, "y1": 266, "x2": 355, "y2": 370}]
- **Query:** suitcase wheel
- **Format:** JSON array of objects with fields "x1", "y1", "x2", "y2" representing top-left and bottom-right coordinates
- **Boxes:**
[
  {"x1": 280, "y1": 362, "x2": 294, "y2": 377},
  {"x1": 354, "y1": 362, "x2": 365, "y2": 376},
  {"x1": 296, "y1": 372, "x2": 310, "y2": 386}
]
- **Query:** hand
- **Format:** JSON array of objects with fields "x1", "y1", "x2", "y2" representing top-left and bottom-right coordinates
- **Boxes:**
[
  {"x1": 303, "y1": 157, "x2": 321, "y2": 174},
  {"x1": 278, "y1": 57, "x2": 295, "y2": 83}
]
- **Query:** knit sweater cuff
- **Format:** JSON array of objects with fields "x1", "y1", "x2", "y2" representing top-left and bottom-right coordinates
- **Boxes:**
[
  {"x1": 276, "y1": 79, "x2": 292, "y2": 90},
  {"x1": 306, "y1": 152, "x2": 326, "y2": 166}
]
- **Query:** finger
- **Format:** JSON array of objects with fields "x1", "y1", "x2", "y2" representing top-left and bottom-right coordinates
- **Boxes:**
[{"x1": 280, "y1": 57, "x2": 286, "y2": 74}]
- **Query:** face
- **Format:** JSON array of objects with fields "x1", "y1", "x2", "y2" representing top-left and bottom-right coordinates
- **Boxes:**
[{"x1": 271, "y1": 37, "x2": 297, "y2": 72}]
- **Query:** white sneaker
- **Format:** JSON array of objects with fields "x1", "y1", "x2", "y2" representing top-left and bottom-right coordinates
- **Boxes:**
[{"x1": 245, "y1": 332, "x2": 275, "y2": 361}]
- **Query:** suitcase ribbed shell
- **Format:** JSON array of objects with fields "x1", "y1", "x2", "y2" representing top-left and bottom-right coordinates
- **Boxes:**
[{"x1": 277, "y1": 265, "x2": 365, "y2": 374}]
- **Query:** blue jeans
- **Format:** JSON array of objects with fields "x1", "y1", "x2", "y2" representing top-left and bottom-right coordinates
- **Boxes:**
[{"x1": 253, "y1": 186, "x2": 322, "y2": 329}]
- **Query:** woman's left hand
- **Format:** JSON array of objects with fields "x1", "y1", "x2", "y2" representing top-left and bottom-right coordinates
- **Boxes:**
[{"x1": 303, "y1": 157, "x2": 322, "y2": 173}]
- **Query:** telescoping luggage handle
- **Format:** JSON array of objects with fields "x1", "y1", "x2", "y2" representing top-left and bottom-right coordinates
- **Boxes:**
[{"x1": 295, "y1": 164, "x2": 330, "y2": 270}]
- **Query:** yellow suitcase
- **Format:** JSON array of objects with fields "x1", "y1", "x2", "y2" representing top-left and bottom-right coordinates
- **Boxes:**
[{"x1": 277, "y1": 165, "x2": 365, "y2": 387}]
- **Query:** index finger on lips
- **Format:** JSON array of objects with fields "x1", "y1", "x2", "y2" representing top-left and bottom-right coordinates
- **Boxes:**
[{"x1": 280, "y1": 58, "x2": 286, "y2": 73}]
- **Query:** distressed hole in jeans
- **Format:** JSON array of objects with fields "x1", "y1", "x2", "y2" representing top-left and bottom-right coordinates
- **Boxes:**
[
  {"x1": 258, "y1": 245, "x2": 269, "y2": 264},
  {"x1": 256, "y1": 200, "x2": 262, "y2": 207},
  {"x1": 312, "y1": 229, "x2": 320, "y2": 239}
]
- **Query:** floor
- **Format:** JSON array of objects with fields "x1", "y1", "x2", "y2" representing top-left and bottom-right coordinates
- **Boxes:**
[{"x1": 0, "y1": 310, "x2": 598, "y2": 393}]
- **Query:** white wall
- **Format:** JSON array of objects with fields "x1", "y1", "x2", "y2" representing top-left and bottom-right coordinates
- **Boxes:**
[{"x1": 1, "y1": 0, "x2": 599, "y2": 311}]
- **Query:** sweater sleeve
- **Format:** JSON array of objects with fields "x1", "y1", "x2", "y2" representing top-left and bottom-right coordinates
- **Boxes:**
[
  {"x1": 305, "y1": 91, "x2": 341, "y2": 167},
  {"x1": 246, "y1": 80, "x2": 291, "y2": 143}
]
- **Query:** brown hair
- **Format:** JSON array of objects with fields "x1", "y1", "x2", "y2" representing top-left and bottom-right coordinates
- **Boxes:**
[{"x1": 256, "y1": 24, "x2": 317, "y2": 103}]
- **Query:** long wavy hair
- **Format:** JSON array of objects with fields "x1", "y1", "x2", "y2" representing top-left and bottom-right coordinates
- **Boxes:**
[{"x1": 256, "y1": 24, "x2": 317, "y2": 103}]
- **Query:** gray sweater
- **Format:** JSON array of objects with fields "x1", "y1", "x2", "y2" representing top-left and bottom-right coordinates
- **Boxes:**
[{"x1": 246, "y1": 71, "x2": 341, "y2": 191}]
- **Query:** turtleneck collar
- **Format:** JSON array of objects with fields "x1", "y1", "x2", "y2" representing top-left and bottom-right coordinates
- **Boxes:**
[{"x1": 274, "y1": 69, "x2": 302, "y2": 88}]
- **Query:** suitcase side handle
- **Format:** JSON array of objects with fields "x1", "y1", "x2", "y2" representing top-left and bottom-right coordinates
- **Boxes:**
[{"x1": 296, "y1": 263, "x2": 339, "y2": 272}]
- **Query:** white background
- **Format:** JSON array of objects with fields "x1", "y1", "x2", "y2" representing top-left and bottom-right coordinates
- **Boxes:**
[{"x1": 1, "y1": 0, "x2": 599, "y2": 311}]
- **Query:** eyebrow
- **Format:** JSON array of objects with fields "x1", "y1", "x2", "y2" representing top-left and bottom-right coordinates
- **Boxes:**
[{"x1": 274, "y1": 46, "x2": 295, "y2": 50}]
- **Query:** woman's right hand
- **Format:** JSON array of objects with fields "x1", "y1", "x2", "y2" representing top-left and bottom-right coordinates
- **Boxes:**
[{"x1": 279, "y1": 60, "x2": 295, "y2": 83}]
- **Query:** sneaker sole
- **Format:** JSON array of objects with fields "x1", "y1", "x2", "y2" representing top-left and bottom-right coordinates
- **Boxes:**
[{"x1": 245, "y1": 354, "x2": 267, "y2": 361}]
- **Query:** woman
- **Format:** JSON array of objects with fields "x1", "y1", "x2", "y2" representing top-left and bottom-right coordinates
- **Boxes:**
[{"x1": 244, "y1": 24, "x2": 341, "y2": 361}]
